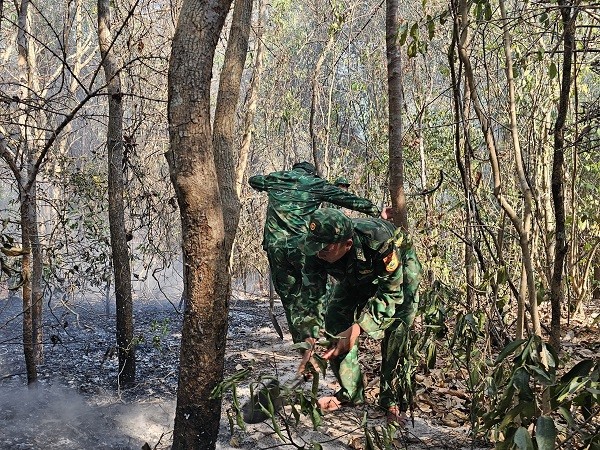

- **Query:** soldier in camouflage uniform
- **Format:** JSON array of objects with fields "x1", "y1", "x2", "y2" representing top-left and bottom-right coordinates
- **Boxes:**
[
  {"x1": 248, "y1": 162, "x2": 388, "y2": 343},
  {"x1": 295, "y1": 208, "x2": 422, "y2": 424}
]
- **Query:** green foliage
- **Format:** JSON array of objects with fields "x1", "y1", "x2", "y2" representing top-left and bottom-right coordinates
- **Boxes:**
[
  {"x1": 396, "y1": 6, "x2": 449, "y2": 57},
  {"x1": 481, "y1": 336, "x2": 599, "y2": 449},
  {"x1": 363, "y1": 419, "x2": 400, "y2": 450},
  {"x1": 419, "y1": 281, "x2": 453, "y2": 370},
  {"x1": 212, "y1": 366, "x2": 326, "y2": 445},
  {"x1": 211, "y1": 368, "x2": 253, "y2": 433},
  {"x1": 132, "y1": 318, "x2": 172, "y2": 353},
  {"x1": 149, "y1": 318, "x2": 171, "y2": 351}
]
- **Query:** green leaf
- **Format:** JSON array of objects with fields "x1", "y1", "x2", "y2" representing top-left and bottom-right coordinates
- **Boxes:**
[
  {"x1": 409, "y1": 22, "x2": 419, "y2": 39},
  {"x1": 292, "y1": 341, "x2": 312, "y2": 351},
  {"x1": 514, "y1": 426, "x2": 535, "y2": 450},
  {"x1": 542, "y1": 343, "x2": 559, "y2": 369},
  {"x1": 558, "y1": 406, "x2": 575, "y2": 427},
  {"x1": 557, "y1": 377, "x2": 589, "y2": 402},
  {"x1": 549, "y1": 62, "x2": 557, "y2": 79},
  {"x1": 494, "y1": 384, "x2": 516, "y2": 418},
  {"x1": 310, "y1": 405, "x2": 322, "y2": 428},
  {"x1": 498, "y1": 402, "x2": 528, "y2": 430},
  {"x1": 484, "y1": 1, "x2": 492, "y2": 20},
  {"x1": 495, "y1": 339, "x2": 526, "y2": 364},
  {"x1": 407, "y1": 40, "x2": 418, "y2": 57},
  {"x1": 560, "y1": 359, "x2": 594, "y2": 383},
  {"x1": 527, "y1": 364, "x2": 554, "y2": 384},
  {"x1": 398, "y1": 23, "x2": 409, "y2": 46},
  {"x1": 426, "y1": 341, "x2": 437, "y2": 369},
  {"x1": 536, "y1": 416, "x2": 556, "y2": 450},
  {"x1": 427, "y1": 15, "x2": 435, "y2": 40}
]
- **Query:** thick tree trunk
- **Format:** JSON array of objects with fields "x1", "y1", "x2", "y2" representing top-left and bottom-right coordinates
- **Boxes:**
[
  {"x1": 386, "y1": 0, "x2": 408, "y2": 230},
  {"x1": 168, "y1": 0, "x2": 233, "y2": 447},
  {"x1": 98, "y1": 0, "x2": 135, "y2": 385}
]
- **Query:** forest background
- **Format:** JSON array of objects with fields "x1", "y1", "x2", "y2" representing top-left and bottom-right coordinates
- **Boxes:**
[{"x1": 0, "y1": 0, "x2": 599, "y2": 448}]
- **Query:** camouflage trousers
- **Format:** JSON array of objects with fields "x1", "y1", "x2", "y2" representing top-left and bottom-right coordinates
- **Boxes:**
[
  {"x1": 324, "y1": 259, "x2": 421, "y2": 409},
  {"x1": 266, "y1": 242, "x2": 305, "y2": 343}
]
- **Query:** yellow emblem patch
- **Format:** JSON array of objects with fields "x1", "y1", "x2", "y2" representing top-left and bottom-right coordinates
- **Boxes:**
[
  {"x1": 309, "y1": 222, "x2": 316, "y2": 231},
  {"x1": 383, "y1": 251, "x2": 399, "y2": 272}
]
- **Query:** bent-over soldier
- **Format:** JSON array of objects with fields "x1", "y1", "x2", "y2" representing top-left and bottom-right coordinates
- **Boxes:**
[
  {"x1": 248, "y1": 162, "x2": 389, "y2": 343},
  {"x1": 296, "y1": 208, "x2": 422, "y2": 425}
]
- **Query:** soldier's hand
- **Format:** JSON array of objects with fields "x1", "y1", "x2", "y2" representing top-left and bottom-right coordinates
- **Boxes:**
[
  {"x1": 380, "y1": 206, "x2": 394, "y2": 220},
  {"x1": 297, "y1": 337, "x2": 316, "y2": 375},
  {"x1": 321, "y1": 323, "x2": 361, "y2": 360}
]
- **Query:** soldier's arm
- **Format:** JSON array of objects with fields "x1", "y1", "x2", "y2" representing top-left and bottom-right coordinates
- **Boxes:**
[
  {"x1": 355, "y1": 249, "x2": 404, "y2": 337},
  {"x1": 356, "y1": 242, "x2": 422, "y2": 337},
  {"x1": 248, "y1": 174, "x2": 268, "y2": 191},
  {"x1": 292, "y1": 257, "x2": 328, "y2": 340},
  {"x1": 321, "y1": 184, "x2": 381, "y2": 217}
]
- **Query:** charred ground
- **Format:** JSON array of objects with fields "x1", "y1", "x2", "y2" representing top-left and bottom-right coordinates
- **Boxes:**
[{"x1": 1, "y1": 290, "x2": 596, "y2": 449}]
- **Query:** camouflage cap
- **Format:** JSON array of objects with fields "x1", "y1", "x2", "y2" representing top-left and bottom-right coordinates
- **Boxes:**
[
  {"x1": 334, "y1": 176, "x2": 350, "y2": 187},
  {"x1": 292, "y1": 161, "x2": 316, "y2": 175},
  {"x1": 303, "y1": 208, "x2": 353, "y2": 256}
]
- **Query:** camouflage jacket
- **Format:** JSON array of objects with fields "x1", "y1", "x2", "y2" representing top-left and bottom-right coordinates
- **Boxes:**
[
  {"x1": 296, "y1": 218, "x2": 422, "y2": 339},
  {"x1": 248, "y1": 169, "x2": 381, "y2": 249}
]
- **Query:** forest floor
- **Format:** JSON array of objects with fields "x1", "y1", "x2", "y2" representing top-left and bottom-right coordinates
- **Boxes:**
[{"x1": 0, "y1": 289, "x2": 598, "y2": 449}]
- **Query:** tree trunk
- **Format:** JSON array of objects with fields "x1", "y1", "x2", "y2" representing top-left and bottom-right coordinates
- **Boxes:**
[
  {"x1": 448, "y1": 33, "x2": 475, "y2": 310},
  {"x1": 310, "y1": 26, "x2": 338, "y2": 177},
  {"x1": 167, "y1": 0, "x2": 233, "y2": 447},
  {"x1": 499, "y1": 0, "x2": 536, "y2": 340},
  {"x1": 19, "y1": 189, "x2": 37, "y2": 385},
  {"x1": 98, "y1": 0, "x2": 135, "y2": 386},
  {"x1": 235, "y1": 0, "x2": 265, "y2": 197},
  {"x1": 455, "y1": 0, "x2": 542, "y2": 338},
  {"x1": 593, "y1": 266, "x2": 600, "y2": 301},
  {"x1": 386, "y1": 0, "x2": 408, "y2": 230},
  {"x1": 29, "y1": 176, "x2": 44, "y2": 364},
  {"x1": 550, "y1": 0, "x2": 577, "y2": 352},
  {"x1": 16, "y1": 0, "x2": 43, "y2": 379},
  {"x1": 213, "y1": 0, "x2": 253, "y2": 254}
]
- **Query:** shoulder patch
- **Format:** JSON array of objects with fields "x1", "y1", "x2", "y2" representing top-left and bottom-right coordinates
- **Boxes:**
[{"x1": 383, "y1": 251, "x2": 399, "y2": 272}]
